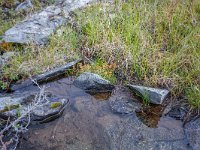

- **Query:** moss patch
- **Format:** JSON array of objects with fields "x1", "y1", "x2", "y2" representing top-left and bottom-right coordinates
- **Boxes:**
[{"x1": 50, "y1": 102, "x2": 62, "y2": 109}]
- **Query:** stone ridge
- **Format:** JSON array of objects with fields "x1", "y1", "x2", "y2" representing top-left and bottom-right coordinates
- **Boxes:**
[{"x1": 3, "y1": 0, "x2": 95, "y2": 44}]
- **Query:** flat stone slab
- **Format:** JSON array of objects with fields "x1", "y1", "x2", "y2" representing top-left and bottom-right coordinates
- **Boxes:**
[
  {"x1": 11, "y1": 59, "x2": 81, "y2": 91},
  {"x1": 2, "y1": 0, "x2": 94, "y2": 44},
  {"x1": 127, "y1": 84, "x2": 169, "y2": 104},
  {"x1": 0, "y1": 92, "x2": 68, "y2": 122}
]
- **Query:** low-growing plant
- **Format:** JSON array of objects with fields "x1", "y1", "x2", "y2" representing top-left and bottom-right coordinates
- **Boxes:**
[
  {"x1": 75, "y1": 0, "x2": 200, "y2": 107},
  {"x1": 186, "y1": 86, "x2": 200, "y2": 108},
  {"x1": 50, "y1": 102, "x2": 62, "y2": 109},
  {"x1": 0, "y1": 26, "x2": 80, "y2": 89}
]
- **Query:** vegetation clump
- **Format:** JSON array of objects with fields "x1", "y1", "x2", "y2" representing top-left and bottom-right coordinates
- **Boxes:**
[
  {"x1": 50, "y1": 102, "x2": 62, "y2": 109},
  {"x1": 75, "y1": 0, "x2": 200, "y2": 108},
  {"x1": 0, "y1": 0, "x2": 199, "y2": 109}
]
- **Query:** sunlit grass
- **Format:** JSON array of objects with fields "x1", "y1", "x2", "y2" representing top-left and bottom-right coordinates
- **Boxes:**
[
  {"x1": 0, "y1": 0, "x2": 199, "y2": 108},
  {"x1": 0, "y1": 26, "x2": 79, "y2": 89},
  {"x1": 75, "y1": 0, "x2": 200, "y2": 107}
]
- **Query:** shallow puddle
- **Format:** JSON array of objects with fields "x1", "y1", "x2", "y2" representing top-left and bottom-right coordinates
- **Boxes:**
[
  {"x1": 1, "y1": 76, "x2": 188, "y2": 150},
  {"x1": 136, "y1": 105, "x2": 165, "y2": 128},
  {"x1": 88, "y1": 92, "x2": 111, "y2": 100}
]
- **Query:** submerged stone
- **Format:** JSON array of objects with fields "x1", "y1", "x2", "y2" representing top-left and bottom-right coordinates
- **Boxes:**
[
  {"x1": 0, "y1": 51, "x2": 16, "y2": 66},
  {"x1": 73, "y1": 72, "x2": 115, "y2": 93},
  {"x1": 110, "y1": 97, "x2": 139, "y2": 114},
  {"x1": 127, "y1": 84, "x2": 169, "y2": 104}
]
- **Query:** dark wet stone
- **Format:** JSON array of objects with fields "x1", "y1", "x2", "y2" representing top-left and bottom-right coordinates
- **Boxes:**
[
  {"x1": 185, "y1": 118, "x2": 200, "y2": 150},
  {"x1": 127, "y1": 84, "x2": 169, "y2": 104},
  {"x1": 167, "y1": 106, "x2": 187, "y2": 120},
  {"x1": 73, "y1": 72, "x2": 115, "y2": 93}
]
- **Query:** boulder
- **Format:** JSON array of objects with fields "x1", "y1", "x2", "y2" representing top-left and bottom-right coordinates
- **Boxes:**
[
  {"x1": 32, "y1": 97, "x2": 68, "y2": 123},
  {"x1": 3, "y1": 5, "x2": 65, "y2": 44},
  {"x1": 0, "y1": 93, "x2": 68, "y2": 123},
  {"x1": 73, "y1": 72, "x2": 115, "y2": 93},
  {"x1": 127, "y1": 84, "x2": 169, "y2": 104}
]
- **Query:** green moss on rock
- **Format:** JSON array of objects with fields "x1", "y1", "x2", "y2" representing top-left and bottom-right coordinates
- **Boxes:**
[{"x1": 50, "y1": 102, "x2": 62, "y2": 109}]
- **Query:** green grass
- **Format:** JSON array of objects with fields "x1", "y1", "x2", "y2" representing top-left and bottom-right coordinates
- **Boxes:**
[
  {"x1": 78, "y1": 58, "x2": 117, "y2": 84},
  {"x1": 0, "y1": 0, "x2": 199, "y2": 108},
  {"x1": 74, "y1": 0, "x2": 200, "y2": 107},
  {"x1": 186, "y1": 86, "x2": 200, "y2": 108},
  {"x1": 0, "y1": 26, "x2": 80, "y2": 89}
]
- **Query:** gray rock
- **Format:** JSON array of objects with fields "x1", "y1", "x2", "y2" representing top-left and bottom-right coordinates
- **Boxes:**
[
  {"x1": 32, "y1": 97, "x2": 68, "y2": 122},
  {"x1": 73, "y1": 72, "x2": 115, "y2": 93},
  {"x1": 0, "y1": 93, "x2": 68, "y2": 122},
  {"x1": 15, "y1": 0, "x2": 33, "y2": 12},
  {"x1": 185, "y1": 118, "x2": 200, "y2": 150},
  {"x1": 4, "y1": 5, "x2": 65, "y2": 44},
  {"x1": 1, "y1": 51, "x2": 16, "y2": 60},
  {"x1": 3, "y1": 0, "x2": 94, "y2": 44},
  {"x1": 127, "y1": 84, "x2": 169, "y2": 104},
  {"x1": 11, "y1": 60, "x2": 81, "y2": 91},
  {"x1": 0, "y1": 51, "x2": 16, "y2": 66},
  {"x1": 0, "y1": 94, "x2": 35, "y2": 117},
  {"x1": 0, "y1": 96, "x2": 24, "y2": 113},
  {"x1": 34, "y1": 59, "x2": 81, "y2": 83}
]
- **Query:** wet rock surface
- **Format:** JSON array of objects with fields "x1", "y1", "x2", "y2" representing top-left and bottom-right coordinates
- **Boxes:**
[
  {"x1": 127, "y1": 84, "x2": 169, "y2": 104},
  {"x1": 74, "y1": 72, "x2": 115, "y2": 93},
  {"x1": 109, "y1": 87, "x2": 141, "y2": 114},
  {"x1": 0, "y1": 91, "x2": 68, "y2": 122},
  {"x1": 9, "y1": 77, "x2": 192, "y2": 150},
  {"x1": 185, "y1": 118, "x2": 200, "y2": 150},
  {"x1": 3, "y1": 0, "x2": 95, "y2": 44}
]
